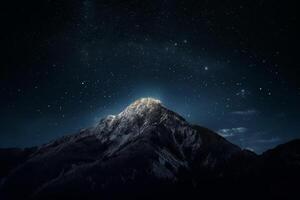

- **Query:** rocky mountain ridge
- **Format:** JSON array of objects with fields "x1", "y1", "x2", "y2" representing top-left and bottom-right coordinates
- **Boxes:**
[{"x1": 0, "y1": 98, "x2": 299, "y2": 200}]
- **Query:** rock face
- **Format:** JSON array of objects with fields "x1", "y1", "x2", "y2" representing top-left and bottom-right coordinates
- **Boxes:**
[{"x1": 0, "y1": 98, "x2": 299, "y2": 200}]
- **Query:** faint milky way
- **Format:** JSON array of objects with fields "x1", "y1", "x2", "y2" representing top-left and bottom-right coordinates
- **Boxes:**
[{"x1": 1, "y1": 0, "x2": 299, "y2": 153}]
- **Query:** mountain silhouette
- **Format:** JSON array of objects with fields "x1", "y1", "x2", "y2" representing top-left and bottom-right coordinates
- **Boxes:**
[{"x1": 0, "y1": 98, "x2": 299, "y2": 200}]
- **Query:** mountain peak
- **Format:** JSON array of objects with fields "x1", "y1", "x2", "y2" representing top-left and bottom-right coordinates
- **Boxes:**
[
  {"x1": 119, "y1": 97, "x2": 163, "y2": 117},
  {"x1": 129, "y1": 97, "x2": 162, "y2": 109}
]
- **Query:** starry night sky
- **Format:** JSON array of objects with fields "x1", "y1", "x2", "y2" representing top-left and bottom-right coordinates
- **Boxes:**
[{"x1": 1, "y1": 0, "x2": 299, "y2": 153}]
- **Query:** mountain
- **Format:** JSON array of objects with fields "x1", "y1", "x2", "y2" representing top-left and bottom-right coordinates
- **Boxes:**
[
  {"x1": 249, "y1": 139, "x2": 300, "y2": 199},
  {"x1": 0, "y1": 147, "x2": 36, "y2": 179},
  {"x1": 0, "y1": 98, "x2": 299, "y2": 200}
]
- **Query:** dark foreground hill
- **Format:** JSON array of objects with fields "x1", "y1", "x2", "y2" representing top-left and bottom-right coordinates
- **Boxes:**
[{"x1": 0, "y1": 98, "x2": 299, "y2": 200}]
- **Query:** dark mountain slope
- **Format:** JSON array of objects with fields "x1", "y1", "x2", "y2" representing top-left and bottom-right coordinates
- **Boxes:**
[
  {"x1": 0, "y1": 147, "x2": 37, "y2": 179},
  {"x1": 250, "y1": 139, "x2": 300, "y2": 199}
]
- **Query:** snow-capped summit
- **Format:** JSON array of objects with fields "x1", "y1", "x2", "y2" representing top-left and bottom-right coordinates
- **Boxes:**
[
  {"x1": 118, "y1": 97, "x2": 163, "y2": 119},
  {"x1": 95, "y1": 97, "x2": 188, "y2": 140},
  {"x1": 128, "y1": 97, "x2": 162, "y2": 108}
]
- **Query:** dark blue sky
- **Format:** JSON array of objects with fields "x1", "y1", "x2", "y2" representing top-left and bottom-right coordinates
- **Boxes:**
[{"x1": 1, "y1": 0, "x2": 299, "y2": 153}]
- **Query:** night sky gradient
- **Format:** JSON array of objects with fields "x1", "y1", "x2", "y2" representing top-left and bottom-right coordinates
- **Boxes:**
[{"x1": 1, "y1": 0, "x2": 299, "y2": 153}]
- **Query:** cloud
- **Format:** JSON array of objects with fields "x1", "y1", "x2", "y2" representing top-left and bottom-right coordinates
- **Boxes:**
[
  {"x1": 218, "y1": 127, "x2": 248, "y2": 137},
  {"x1": 245, "y1": 147, "x2": 255, "y2": 152},
  {"x1": 231, "y1": 109, "x2": 258, "y2": 116},
  {"x1": 217, "y1": 128, "x2": 282, "y2": 154},
  {"x1": 257, "y1": 137, "x2": 281, "y2": 143}
]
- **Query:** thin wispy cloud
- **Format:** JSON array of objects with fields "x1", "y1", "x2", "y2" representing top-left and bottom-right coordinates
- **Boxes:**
[
  {"x1": 257, "y1": 137, "x2": 281, "y2": 143},
  {"x1": 231, "y1": 109, "x2": 258, "y2": 116},
  {"x1": 218, "y1": 127, "x2": 248, "y2": 137}
]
